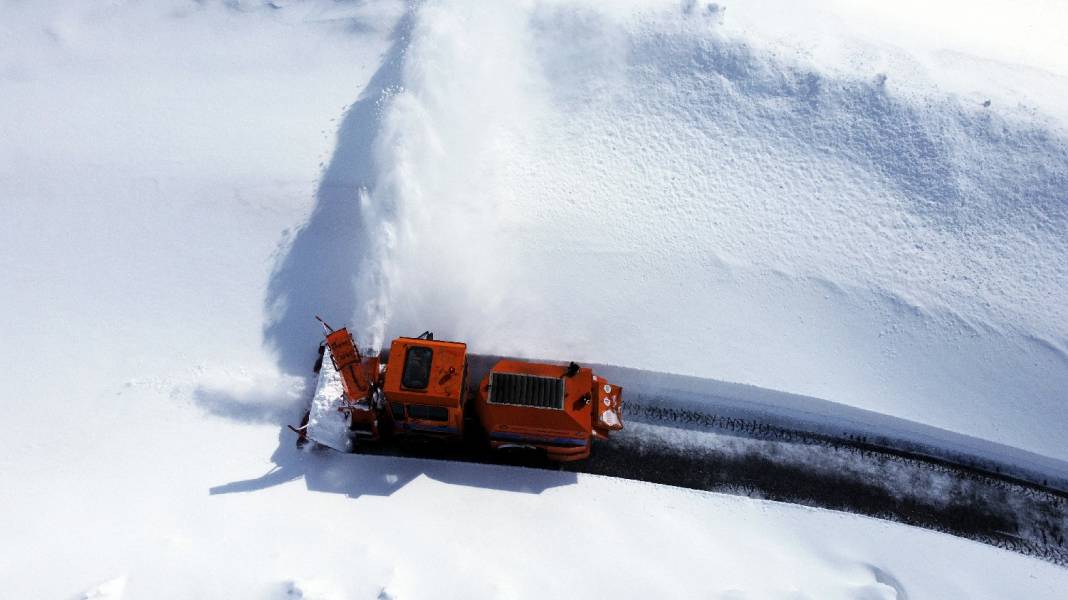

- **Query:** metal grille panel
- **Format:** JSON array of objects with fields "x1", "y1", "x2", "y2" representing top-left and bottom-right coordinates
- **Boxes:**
[{"x1": 489, "y1": 372, "x2": 564, "y2": 410}]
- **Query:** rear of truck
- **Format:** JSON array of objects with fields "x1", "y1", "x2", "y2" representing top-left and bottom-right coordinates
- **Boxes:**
[{"x1": 475, "y1": 359, "x2": 623, "y2": 462}]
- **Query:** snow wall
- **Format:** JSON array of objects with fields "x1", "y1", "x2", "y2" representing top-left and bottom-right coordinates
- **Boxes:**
[{"x1": 342, "y1": 0, "x2": 1068, "y2": 463}]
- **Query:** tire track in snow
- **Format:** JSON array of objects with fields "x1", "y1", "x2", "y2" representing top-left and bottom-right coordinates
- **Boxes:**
[
  {"x1": 341, "y1": 355, "x2": 1068, "y2": 568},
  {"x1": 350, "y1": 407, "x2": 1068, "y2": 567},
  {"x1": 582, "y1": 405, "x2": 1068, "y2": 567}
]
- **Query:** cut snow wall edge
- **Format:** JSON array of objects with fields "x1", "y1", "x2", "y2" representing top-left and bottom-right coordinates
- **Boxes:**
[{"x1": 443, "y1": 353, "x2": 1068, "y2": 494}]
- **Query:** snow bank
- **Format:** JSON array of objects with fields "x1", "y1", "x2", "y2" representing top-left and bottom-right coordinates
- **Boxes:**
[{"x1": 358, "y1": 0, "x2": 1068, "y2": 463}]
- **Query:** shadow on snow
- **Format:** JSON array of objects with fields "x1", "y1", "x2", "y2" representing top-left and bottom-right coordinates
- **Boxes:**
[
  {"x1": 262, "y1": 11, "x2": 406, "y2": 379},
  {"x1": 209, "y1": 426, "x2": 577, "y2": 499}
]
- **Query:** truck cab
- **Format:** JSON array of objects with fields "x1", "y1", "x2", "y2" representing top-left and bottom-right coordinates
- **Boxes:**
[{"x1": 382, "y1": 336, "x2": 468, "y2": 438}]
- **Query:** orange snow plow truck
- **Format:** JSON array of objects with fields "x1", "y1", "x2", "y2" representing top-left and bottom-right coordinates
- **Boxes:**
[{"x1": 293, "y1": 318, "x2": 623, "y2": 462}]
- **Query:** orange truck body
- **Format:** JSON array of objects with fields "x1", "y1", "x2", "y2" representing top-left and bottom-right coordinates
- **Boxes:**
[
  {"x1": 382, "y1": 337, "x2": 468, "y2": 438},
  {"x1": 475, "y1": 359, "x2": 622, "y2": 461},
  {"x1": 309, "y1": 324, "x2": 622, "y2": 461}
]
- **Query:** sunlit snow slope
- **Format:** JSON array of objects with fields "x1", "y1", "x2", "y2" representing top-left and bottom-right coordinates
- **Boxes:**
[
  {"x1": 3, "y1": 0, "x2": 1068, "y2": 597},
  {"x1": 347, "y1": 0, "x2": 1068, "y2": 463}
]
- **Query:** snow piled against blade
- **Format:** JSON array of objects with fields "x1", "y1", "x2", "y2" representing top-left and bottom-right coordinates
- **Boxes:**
[{"x1": 305, "y1": 347, "x2": 353, "y2": 453}]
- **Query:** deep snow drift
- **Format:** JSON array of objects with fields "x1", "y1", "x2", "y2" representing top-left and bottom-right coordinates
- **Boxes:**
[
  {"x1": 3, "y1": 0, "x2": 1068, "y2": 597},
  {"x1": 341, "y1": 0, "x2": 1068, "y2": 464}
]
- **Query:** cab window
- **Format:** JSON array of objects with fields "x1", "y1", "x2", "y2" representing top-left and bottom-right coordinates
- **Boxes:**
[{"x1": 401, "y1": 346, "x2": 433, "y2": 389}]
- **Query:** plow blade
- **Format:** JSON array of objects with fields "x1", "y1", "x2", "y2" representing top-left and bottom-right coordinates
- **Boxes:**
[{"x1": 304, "y1": 346, "x2": 354, "y2": 452}]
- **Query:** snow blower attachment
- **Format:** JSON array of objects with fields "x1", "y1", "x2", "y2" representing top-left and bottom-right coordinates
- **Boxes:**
[
  {"x1": 295, "y1": 317, "x2": 623, "y2": 461},
  {"x1": 295, "y1": 317, "x2": 382, "y2": 452}
]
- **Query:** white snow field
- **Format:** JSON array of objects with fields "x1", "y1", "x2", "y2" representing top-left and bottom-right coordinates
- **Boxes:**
[{"x1": 2, "y1": 0, "x2": 1067, "y2": 598}]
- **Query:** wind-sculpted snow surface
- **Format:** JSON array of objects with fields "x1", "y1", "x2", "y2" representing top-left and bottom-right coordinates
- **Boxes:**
[{"x1": 357, "y1": 0, "x2": 1068, "y2": 463}]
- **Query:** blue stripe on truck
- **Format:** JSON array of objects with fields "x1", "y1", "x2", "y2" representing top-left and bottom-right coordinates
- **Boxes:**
[
  {"x1": 490, "y1": 432, "x2": 587, "y2": 447},
  {"x1": 402, "y1": 423, "x2": 459, "y2": 434}
]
